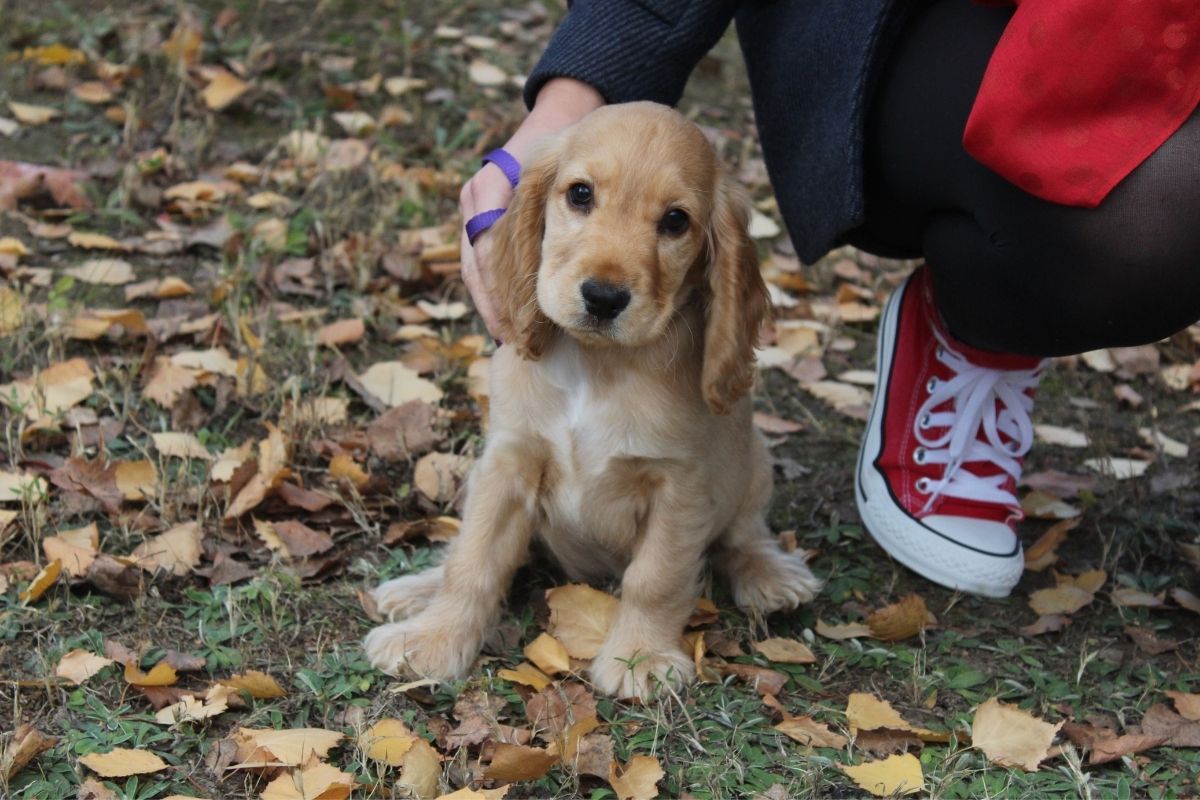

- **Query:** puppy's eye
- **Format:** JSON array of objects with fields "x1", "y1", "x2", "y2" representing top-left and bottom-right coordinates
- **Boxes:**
[
  {"x1": 659, "y1": 208, "x2": 690, "y2": 236},
  {"x1": 567, "y1": 183, "x2": 593, "y2": 209}
]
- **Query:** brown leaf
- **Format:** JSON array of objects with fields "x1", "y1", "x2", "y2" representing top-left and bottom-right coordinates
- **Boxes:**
[
  {"x1": 1019, "y1": 614, "x2": 1072, "y2": 636},
  {"x1": 277, "y1": 482, "x2": 336, "y2": 512},
  {"x1": 971, "y1": 697, "x2": 1062, "y2": 771},
  {"x1": 0, "y1": 160, "x2": 90, "y2": 210},
  {"x1": 867, "y1": 594, "x2": 934, "y2": 641},
  {"x1": 413, "y1": 452, "x2": 472, "y2": 504},
  {"x1": 329, "y1": 453, "x2": 369, "y2": 488},
  {"x1": 202, "y1": 69, "x2": 249, "y2": 110},
  {"x1": 2, "y1": 724, "x2": 56, "y2": 780},
  {"x1": 608, "y1": 754, "x2": 663, "y2": 800},
  {"x1": 368, "y1": 400, "x2": 441, "y2": 461},
  {"x1": 1171, "y1": 587, "x2": 1200, "y2": 614},
  {"x1": 271, "y1": 520, "x2": 334, "y2": 558},
  {"x1": 130, "y1": 522, "x2": 203, "y2": 576},
  {"x1": 1142, "y1": 703, "x2": 1200, "y2": 747},
  {"x1": 815, "y1": 619, "x2": 872, "y2": 640},
  {"x1": 526, "y1": 682, "x2": 598, "y2": 742},
  {"x1": 49, "y1": 457, "x2": 124, "y2": 513},
  {"x1": 317, "y1": 318, "x2": 365, "y2": 346},
  {"x1": 398, "y1": 737, "x2": 442, "y2": 799},
  {"x1": 1167, "y1": 691, "x2": 1200, "y2": 722},
  {"x1": 1024, "y1": 518, "x2": 1080, "y2": 572},
  {"x1": 143, "y1": 357, "x2": 197, "y2": 409},
  {"x1": 1124, "y1": 626, "x2": 1178, "y2": 655},
  {"x1": 42, "y1": 523, "x2": 99, "y2": 578},
  {"x1": 485, "y1": 743, "x2": 558, "y2": 782},
  {"x1": 1088, "y1": 732, "x2": 1168, "y2": 765}
]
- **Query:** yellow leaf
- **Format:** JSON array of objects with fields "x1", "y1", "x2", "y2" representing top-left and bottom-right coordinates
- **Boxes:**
[
  {"x1": 260, "y1": 762, "x2": 355, "y2": 800},
  {"x1": 971, "y1": 697, "x2": 1062, "y2": 771},
  {"x1": 839, "y1": 753, "x2": 924, "y2": 796},
  {"x1": 55, "y1": 649, "x2": 114, "y2": 685},
  {"x1": 399, "y1": 737, "x2": 442, "y2": 799},
  {"x1": 524, "y1": 632, "x2": 571, "y2": 676},
  {"x1": 202, "y1": 70, "x2": 249, "y2": 110},
  {"x1": 608, "y1": 754, "x2": 663, "y2": 800},
  {"x1": 131, "y1": 522, "x2": 203, "y2": 576},
  {"x1": 172, "y1": 348, "x2": 239, "y2": 377},
  {"x1": 0, "y1": 237, "x2": 30, "y2": 257},
  {"x1": 484, "y1": 743, "x2": 558, "y2": 783},
  {"x1": 143, "y1": 358, "x2": 197, "y2": 409},
  {"x1": 8, "y1": 101, "x2": 60, "y2": 125},
  {"x1": 124, "y1": 660, "x2": 178, "y2": 687},
  {"x1": 1166, "y1": 690, "x2": 1200, "y2": 722},
  {"x1": 124, "y1": 276, "x2": 193, "y2": 301},
  {"x1": 114, "y1": 459, "x2": 158, "y2": 501},
  {"x1": 775, "y1": 716, "x2": 848, "y2": 748},
  {"x1": 357, "y1": 361, "x2": 444, "y2": 406},
  {"x1": 72, "y1": 81, "x2": 115, "y2": 104},
  {"x1": 65, "y1": 258, "x2": 135, "y2": 284},
  {"x1": 329, "y1": 453, "x2": 369, "y2": 488},
  {"x1": 2, "y1": 725, "x2": 57, "y2": 781},
  {"x1": 846, "y1": 693, "x2": 947, "y2": 742},
  {"x1": 546, "y1": 584, "x2": 620, "y2": 659},
  {"x1": 67, "y1": 232, "x2": 127, "y2": 251},
  {"x1": 753, "y1": 637, "x2": 816, "y2": 664},
  {"x1": 359, "y1": 718, "x2": 417, "y2": 766},
  {"x1": 42, "y1": 523, "x2": 99, "y2": 577},
  {"x1": 498, "y1": 662, "x2": 552, "y2": 691},
  {"x1": 252, "y1": 217, "x2": 288, "y2": 251},
  {"x1": 78, "y1": 748, "x2": 168, "y2": 777},
  {"x1": 154, "y1": 690, "x2": 229, "y2": 724},
  {"x1": 220, "y1": 669, "x2": 287, "y2": 699},
  {"x1": 1024, "y1": 518, "x2": 1079, "y2": 572},
  {"x1": 19, "y1": 559, "x2": 60, "y2": 603},
  {"x1": 210, "y1": 440, "x2": 255, "y2": 482},
  {"x1": 247, "y1": 191, "x2": 292, "y2": 210},
  {"x1": 233, "y1": 727, "x2": 343, "y2": 767},
  {"x1": 0, "y1": 286, "x2": 24, "y2": 336},
  {"x1": 23, "y1": 43, "x2": 86, "y2": 65}
]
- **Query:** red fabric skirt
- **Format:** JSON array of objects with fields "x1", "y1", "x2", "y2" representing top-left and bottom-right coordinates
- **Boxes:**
[{"x1": 964, "y1": 0, "x2": 1200, "y2": 207}]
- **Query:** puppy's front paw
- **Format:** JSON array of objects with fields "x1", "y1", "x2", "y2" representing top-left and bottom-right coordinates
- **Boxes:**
[
  {"x1": 730, "y1": 547, "x2": 821, "y2": 614},
  {"x1": 363, "y1": 616, "x2": 479, "y2": 680},
  {"x1": 589, "y1": 640, "x2": 695, "y2": 699},
  {"x1": 372, "y1": 567, "x2": 443, "y2": 621}
]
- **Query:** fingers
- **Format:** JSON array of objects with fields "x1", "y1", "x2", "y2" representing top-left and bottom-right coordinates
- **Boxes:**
[{"x1": 459, "y1": 166, "x2": 515, "y2": 339}]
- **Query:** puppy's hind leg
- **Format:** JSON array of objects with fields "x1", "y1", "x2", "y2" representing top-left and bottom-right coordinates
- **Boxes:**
[
  {"x1": 717, "y1": 512, "x2": 821, "y2": 616},
  {"x1": 373, "y1": 564, "x2": 444, "y2": 621}
]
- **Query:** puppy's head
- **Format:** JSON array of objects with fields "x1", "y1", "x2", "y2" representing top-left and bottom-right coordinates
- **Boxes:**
[{"x1": 490, "y1": 101, "x2": 768, "y2": 414}]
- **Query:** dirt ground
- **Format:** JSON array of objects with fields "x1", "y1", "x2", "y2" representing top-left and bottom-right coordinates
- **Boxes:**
[{"x1": 1, "y1": 1, "x2": 1199, "y2": 798}]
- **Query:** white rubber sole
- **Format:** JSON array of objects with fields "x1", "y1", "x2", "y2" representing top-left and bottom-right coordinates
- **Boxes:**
[{"x1": 854, "y1": 275, "x2": 1023, "y2": 599}]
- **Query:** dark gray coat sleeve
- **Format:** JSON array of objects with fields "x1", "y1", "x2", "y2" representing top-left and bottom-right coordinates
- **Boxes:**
[{"x1": 523, "y1": 0, "x2": 743, "y2": 109}]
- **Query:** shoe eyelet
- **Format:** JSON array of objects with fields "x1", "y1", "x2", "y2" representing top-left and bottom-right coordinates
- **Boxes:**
[
  {"x1": 913, "y1": 447, "x2": 926, "y2": 465},
  {"x1": 926, "y1": 377, "x2": 938, "y2": 393},
  {"x1": 919, "y1": 413, "x2": 932, "y2": 429},
  {"x1": 936, "y1": 345, "x2": 946, "y2": 359},
  {"x1": 915, "y1": 477, "x2": 932, "y2": 494}
]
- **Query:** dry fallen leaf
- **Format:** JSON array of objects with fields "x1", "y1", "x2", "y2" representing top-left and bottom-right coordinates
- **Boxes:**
[
  {"x1": 233, "y1": 727, "x2": 344, "y2": 767},
  {"x1": 971, "y1": 697, "x2": 1062, "y2": 771},
  {"x1": 154, "y1": 686, "x2": 231, "y2": 724},
  {"x1": 524, "y1": 632, "x2": 572, "y2": 676},
  {"x1": 260, "y1": 762, "x2": 355, "y2": 800},
  {"x1": 546, "y1": 584, "x2": 620, "y2": 659},
  {"x1": 498, "y1": 662, "x2": 553, "y2": 691},
  {"x1": 65, "y1": 258, "x2": 135, "y2": 284},
  {"x1": 398, "y1": 737, "x2": 442, "y2": 799},
  {"x1": 1167, "y1": 691, "x2": 1200, "y2": 722},
  {"x1": 202, "y1": 70, "x2": 249, "y2": 110},
  {"x1": 413, "y1": 452, "x2": 472, "y2": 504},
  {"x1": 2, "y1": 725, "x2": 56, "y2": 780},
  {"x1": 317, "y1": 318, "x2": 365, "y2": 347},
  {"x1": 9, "y1": 101, "x2": 60, "y2": 125},
  {"x1": 78, "y1": 748, "x2": 169, "y2": 777},
  {"x1": 19, "y1": 559, "x2": 61, "y2": 603},
  {"x1": 357, "y1": 361, "x2": 444, "y2": 406},
  {"x1": 846, "y1": 693, "x2": 947, "y2": 743},
  {"x1": 152, "y1": 431, "x2": 213, "y2": 461},
  {"x1": 775, "y1": 716, "x2": 848, "y2": 748},
  {"x1": 220, "y1": 670, "x2": 287, "y2": 699},
  {"x1": 815, "y1": 619, "x2": 872, "y2": 640},
  {"x1": 867, "y1": 594, "x2": 934, "y2": 641},
  {"x1": 124, "y1": 660, "x2": 178, "y2": 687},
  {"x1": 485, "y1": 743, "x2": 559, "y2": 782},
  {"x1": 1024, "y1": 518, "x2": 1080, "y2": 571},
  {"x1": 55, "y1": 649, "x2": 115, "y2": 685},
  {"x1": 42, "y1": 522, "x2": 99, "y2": 578},
  {"x1": 359, "y1": 718, "x2": 417, "y2": 766},
  {"x1": 131, "y1": 522, "x2": 203, "y2": 576},
  {"x1": 753, "y1": 637, "x2": 816, "y2": 664},
  {"x1": 608, "y1": 754, "x2": 663, "y2": 800},
  {"x1": 839, "y1": 753, "x2": 924, "y2": 797}
]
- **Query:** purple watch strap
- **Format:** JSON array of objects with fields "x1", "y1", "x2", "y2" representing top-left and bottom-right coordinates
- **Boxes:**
[
  {"x1": 481, "y1": 148, "x2": 521, "y2": 189},
  {"x1": 465, "y1": 208, "x2": 507, "y2": 245}
]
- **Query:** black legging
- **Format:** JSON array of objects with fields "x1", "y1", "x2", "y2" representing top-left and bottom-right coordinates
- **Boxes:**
[{"x1": 850, "y1": 0, "x2": 1200, "y2": 357}]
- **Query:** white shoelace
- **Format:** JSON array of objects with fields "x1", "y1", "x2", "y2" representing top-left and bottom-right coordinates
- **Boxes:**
[{"x1": 913, "y1": 330, "x2": 1044, "y2": 513}]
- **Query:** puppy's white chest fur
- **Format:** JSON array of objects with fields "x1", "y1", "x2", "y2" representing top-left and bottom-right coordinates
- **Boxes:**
[{"x1": 532, "y1": 342, "x2": 673, "y2": 578}]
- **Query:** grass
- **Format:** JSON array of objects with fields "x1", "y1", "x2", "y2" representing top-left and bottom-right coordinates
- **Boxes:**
[{"x1": 2, "y1": 0, "x2": 1199, "y2": 798}]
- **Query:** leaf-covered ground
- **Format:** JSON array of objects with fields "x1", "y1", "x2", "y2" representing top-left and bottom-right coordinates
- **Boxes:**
[{"x1": 2, "y1": 2, "x2": 1199, "y2": 798}]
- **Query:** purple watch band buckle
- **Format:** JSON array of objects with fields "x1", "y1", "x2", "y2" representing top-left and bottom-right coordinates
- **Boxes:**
[{"x1": 464, "y1": 148, "x2": 522, "y2": 245}]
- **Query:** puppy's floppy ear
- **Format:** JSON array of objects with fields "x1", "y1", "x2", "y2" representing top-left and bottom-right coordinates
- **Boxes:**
[
  {"x1": 489, "y1": 139, "x2": 561, "y2": 360},
  {"x1": 702, "y1": 173, "x2": 770, "y2": 415}
]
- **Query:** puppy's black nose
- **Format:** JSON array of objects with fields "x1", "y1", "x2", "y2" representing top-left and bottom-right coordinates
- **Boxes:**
[{"x1": 580, "y1": 279, "x2": 631, "y2": 321}]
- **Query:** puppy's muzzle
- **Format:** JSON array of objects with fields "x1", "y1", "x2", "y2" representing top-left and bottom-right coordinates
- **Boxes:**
[{"x1": 580, "y1": 279, "x2": 631, "y2": 322}]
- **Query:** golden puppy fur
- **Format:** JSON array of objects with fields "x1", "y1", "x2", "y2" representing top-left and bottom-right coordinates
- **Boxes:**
[{"x1": 364, "y1": 102, "x2": 819, "y2": 698}]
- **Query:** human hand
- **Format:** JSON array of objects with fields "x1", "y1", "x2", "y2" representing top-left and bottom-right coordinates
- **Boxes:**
[{"x1": 459, "y1": 78, "x2": 604, "y2": 339}]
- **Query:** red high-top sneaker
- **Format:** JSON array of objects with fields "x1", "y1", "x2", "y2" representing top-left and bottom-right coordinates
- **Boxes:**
[{"x1": 855, "y1": 266, "x2": 1046, "y2": 597}]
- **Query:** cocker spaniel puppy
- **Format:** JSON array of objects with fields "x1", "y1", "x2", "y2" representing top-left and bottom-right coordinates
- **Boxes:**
[{"x1": 365, "y1": 102, "x2": 819, "y2": 698}]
